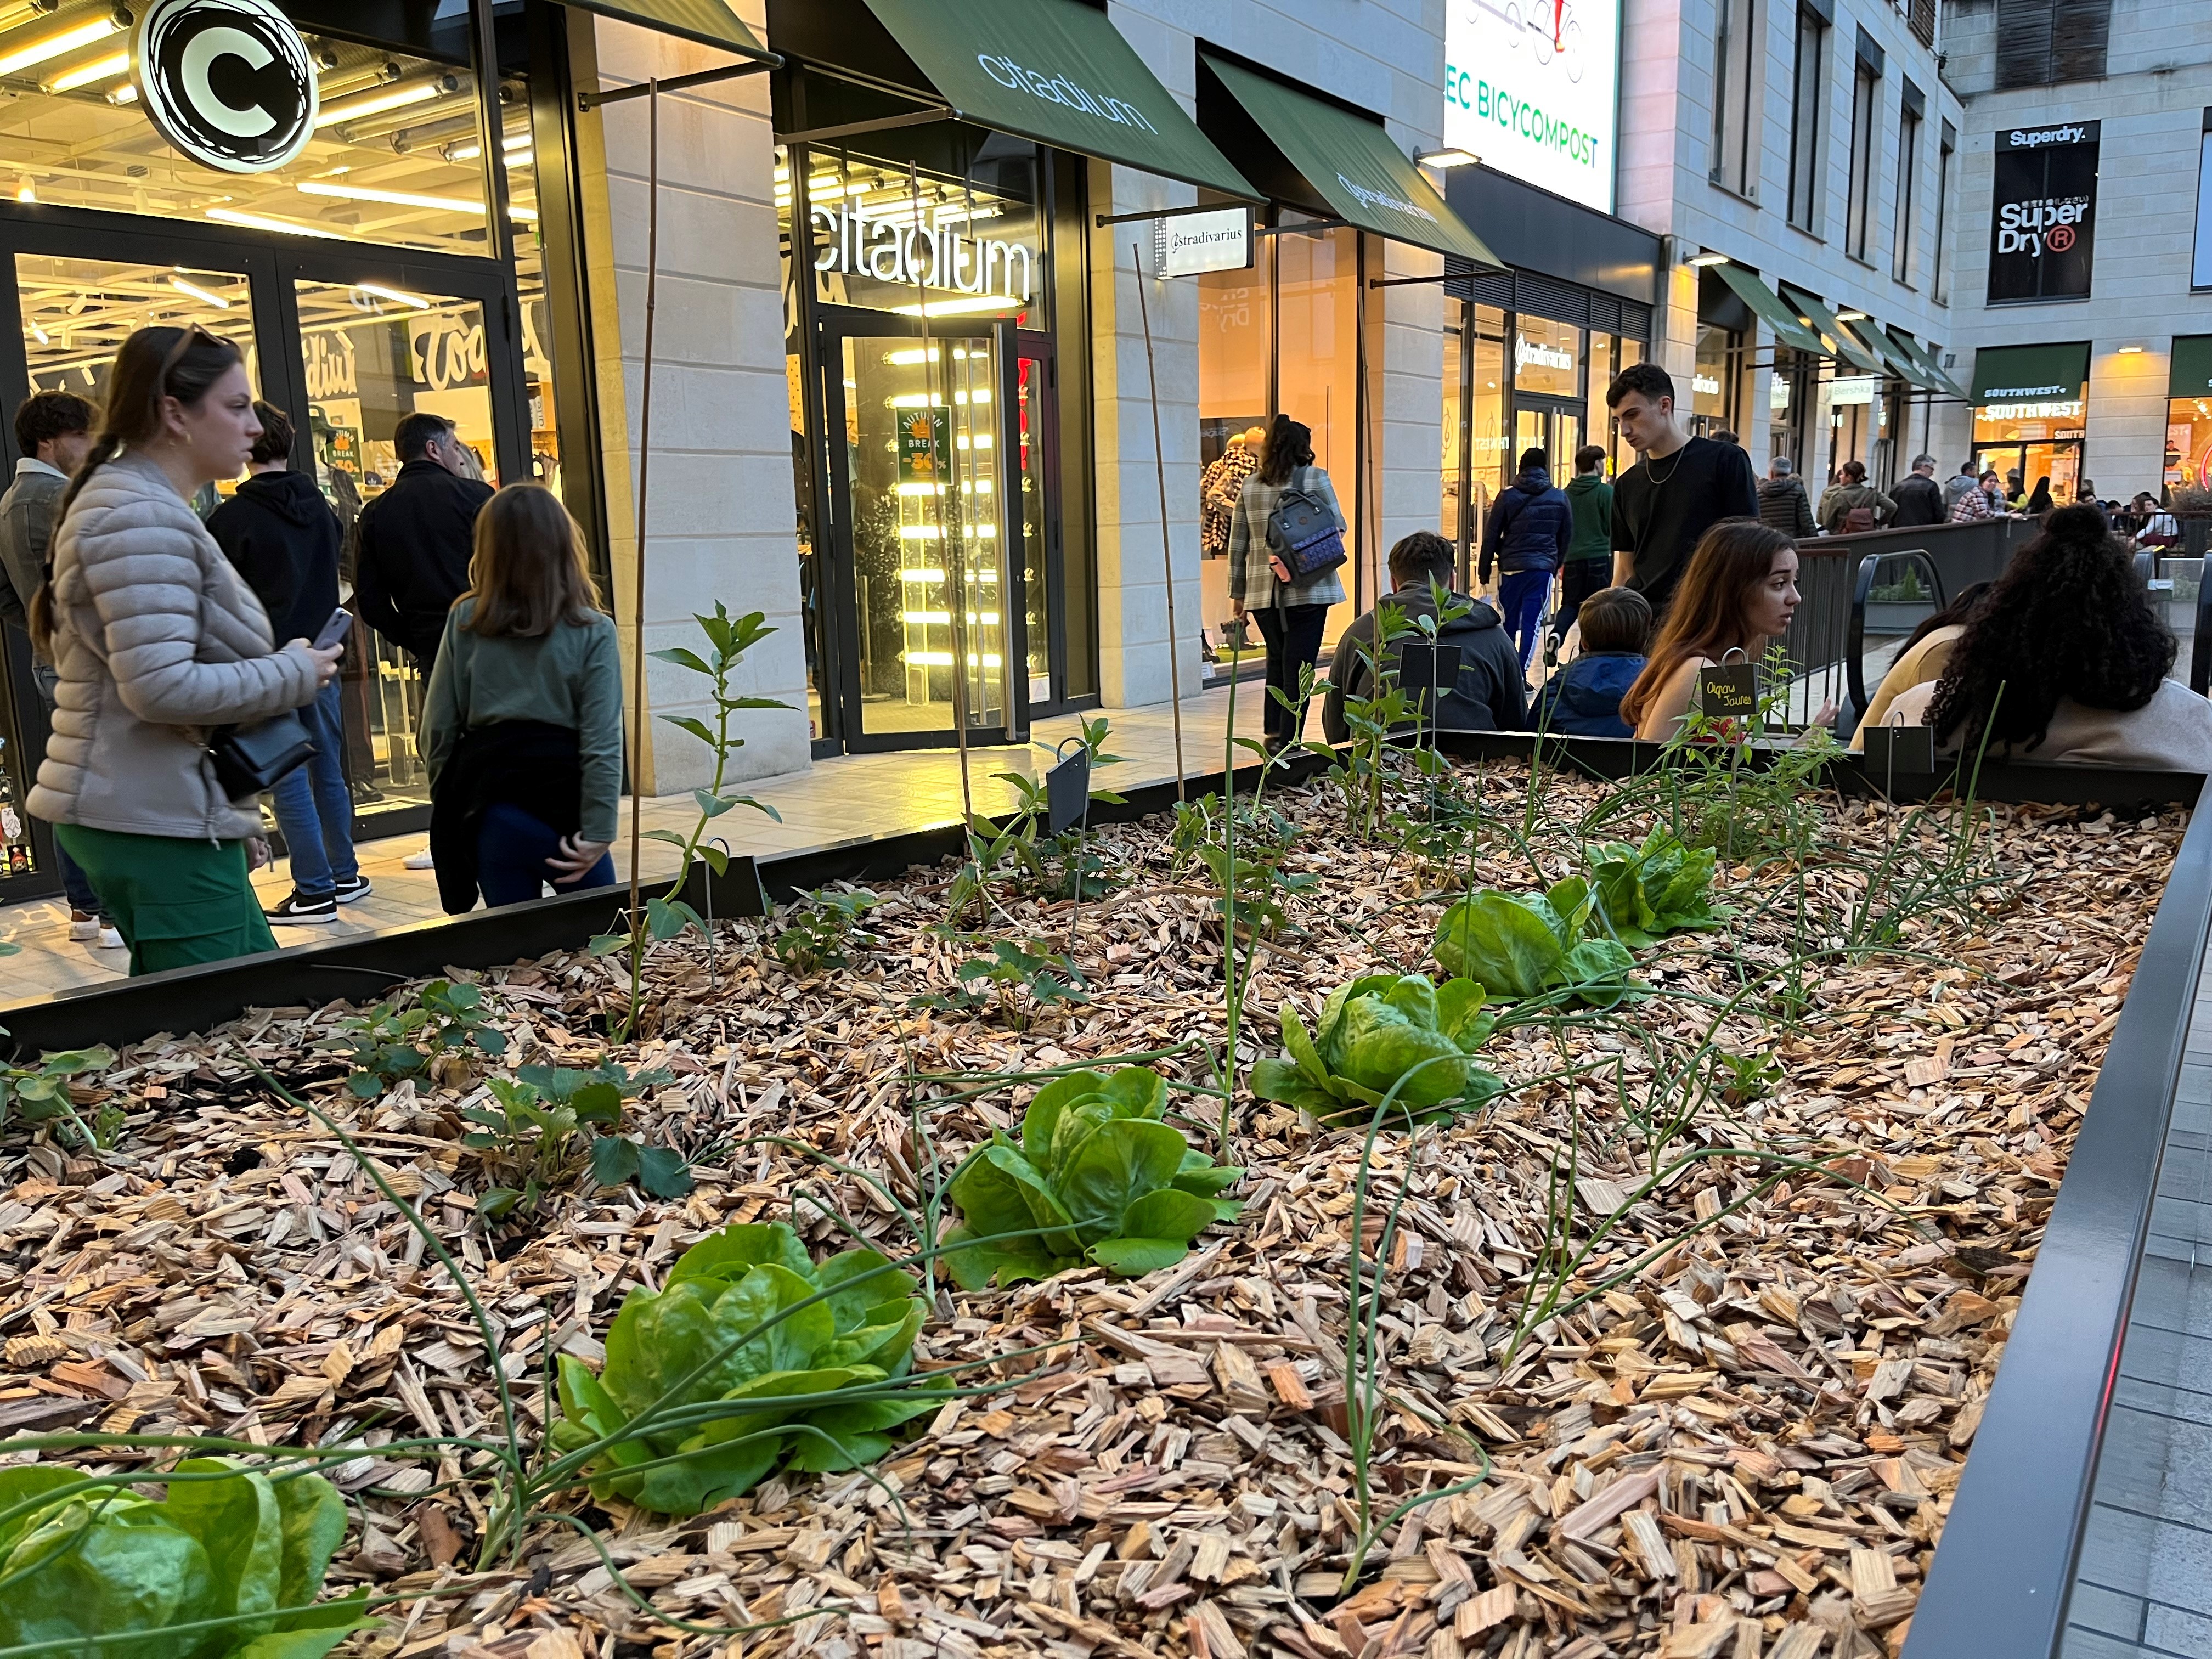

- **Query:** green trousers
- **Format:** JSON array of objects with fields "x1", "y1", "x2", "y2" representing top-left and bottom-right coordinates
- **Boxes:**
[{"x1": 54, "y1": 825, "x2": 276, "y2": 977}]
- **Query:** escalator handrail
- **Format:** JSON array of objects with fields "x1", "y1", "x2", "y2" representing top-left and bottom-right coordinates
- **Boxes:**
[{"x1": 1848, "y1": 549, "x2": 1946, "y2": 718}]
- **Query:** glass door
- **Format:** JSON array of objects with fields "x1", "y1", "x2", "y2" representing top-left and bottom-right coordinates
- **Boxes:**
[
  {"x1": 1513, "y1": 403, "x2": 1584, "y2": 482},
  {"x1": 819, "y1": 308, "x2": 1024, "y2": 752}
]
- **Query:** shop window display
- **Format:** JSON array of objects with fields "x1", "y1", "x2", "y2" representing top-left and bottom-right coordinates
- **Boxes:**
[
  {"x1": 2168, "y1": 396, "x2": 2212, "y2": 497},
  {"x1": 1973, "y1": 388, "x2": 2085, "y2": 506},
  {"x1": 1197, "y1": 240, "x2": 1272, "y2": 661}
]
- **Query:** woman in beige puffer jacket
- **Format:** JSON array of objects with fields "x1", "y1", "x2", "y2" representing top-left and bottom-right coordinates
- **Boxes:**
[{"x1": 27, "y1": 326, "x2": 341, "y2": 975}]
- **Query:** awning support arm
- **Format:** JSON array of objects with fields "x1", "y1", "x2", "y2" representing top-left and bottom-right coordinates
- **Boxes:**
[
  {"x1": 1094, "y1": 200, "x2": 1255, "y2": 227},
  {"x1": 580, "y1": 57, "x2": 777, "y2": 111},
  {"x1": 777, "y1": 106, "x2": 955, "y2": 146},
  {"x1": 1257, "y1": 217, "x2": 1347, "y2": 238},
  {"x1": 1366, "y1": 270, "x2": 1503, "y2": 289}
]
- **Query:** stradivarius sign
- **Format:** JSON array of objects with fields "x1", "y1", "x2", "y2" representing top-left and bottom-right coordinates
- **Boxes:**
[{"x1": 132, "y1": 0, "x2": 318, "y2": 173}]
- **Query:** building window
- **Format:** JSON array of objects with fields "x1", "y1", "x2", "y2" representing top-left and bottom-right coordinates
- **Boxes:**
[
  {"x1": 1711, "y1": 0, "x2": 1760, "y2": 197},
  {"x1": 1934, "y1": 120, "x2": 1956, "y2": 303},
  {"x1": 1844, "y1": 34, "x2": 1882, "y2": 261},
  {"x1": 2194, "y1": 111, "x2": 2212, "y2": 291},
  {"x1": 1893, "y1": 84, "x2": 1923, "y2": 284},
  {"x1": 1995, "y1": 0, "x2": 2111, "y2": 89},
  {"x1": 1692, "y1": 325, "x2": 1743, "y2": 436},
  {"x1": 1787, "y1": 6, "x2": 1830, "y2": 233}
]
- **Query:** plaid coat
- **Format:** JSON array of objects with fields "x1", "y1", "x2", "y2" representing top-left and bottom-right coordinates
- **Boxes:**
[{"x1": 1225, "y1": 465, "x2": 1348, "y2": 610}]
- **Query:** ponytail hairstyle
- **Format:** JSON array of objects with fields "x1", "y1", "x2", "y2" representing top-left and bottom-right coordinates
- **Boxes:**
[
  {"x1": 1927, "y1": 504, "x2": 2172, "y2": 753},
  {"x1": 1256, "y1": 414, "x2": 1315, "y2": 487},
  {"x1": 461, "y1": 482, "x2": 605, "y2": 639},
  {"x1": 1618, "y1": 520, "x2": 1795, "y2": 729},
  {"x1": 30, "y1": 326, "x2": 241, "y2": 654}
]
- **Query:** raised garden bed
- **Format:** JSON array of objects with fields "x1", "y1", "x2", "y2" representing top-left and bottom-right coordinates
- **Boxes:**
[{"x1": 0, "y1": 752, "x2": 2187, "y2": 1659}]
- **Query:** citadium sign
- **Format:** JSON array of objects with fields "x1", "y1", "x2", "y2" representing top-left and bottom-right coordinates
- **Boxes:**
[{"x1": 1443, "y1": 0, "x2": 1620, "y2": 212}]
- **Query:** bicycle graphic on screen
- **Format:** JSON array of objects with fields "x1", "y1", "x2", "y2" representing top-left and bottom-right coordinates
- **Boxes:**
[{"x1": 1472, "y1": 0, "x2": 1587, "y2": 83}]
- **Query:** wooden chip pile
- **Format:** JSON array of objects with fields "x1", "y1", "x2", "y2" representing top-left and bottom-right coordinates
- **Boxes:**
[{"x1": 0, "y1": 771, "x2": 2182, "y2": 1659}]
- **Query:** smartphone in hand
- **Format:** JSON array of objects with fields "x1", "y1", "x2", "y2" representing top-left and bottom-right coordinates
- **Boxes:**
[{"x1": 312, "y1": 608, "x2": 353, "y2": 650}]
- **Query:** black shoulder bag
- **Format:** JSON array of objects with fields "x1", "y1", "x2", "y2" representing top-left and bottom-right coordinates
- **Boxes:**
[{"x1": 208, "y1": 713, "x2": 315, "y2": 799}]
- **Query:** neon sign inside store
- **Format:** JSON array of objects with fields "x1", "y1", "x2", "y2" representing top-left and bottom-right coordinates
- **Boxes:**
[{"x1": 811, "y1": 203, "x2": 1035, "y2": 304}]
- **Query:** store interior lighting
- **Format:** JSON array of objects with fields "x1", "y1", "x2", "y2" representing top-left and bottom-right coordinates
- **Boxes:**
[
  {"x1": 296, "y1": 178, "x2": 538, "y2": 221},
  {"x1": 890, "y1": 295, "x2": 1023, "y2": 318},
  {"x1": 355, "y1": 281, "x2": 431, "y2": 309},
  {"x1": 0, "y1": 0, "x2": 63, "y2": 33},
  {"x1": 313, "y1": 77, "x2": 442, "y2": 128},
  {"x1": 42, "y1": 44, "x2": 125, "y2": 91},
  {"x1": 168, "y1": 273, "x2": 232, "y2": 309},
  {"x1": 0, "y1": 12, "x2": 117, "y2": 77},
  {"x1": 204, "y1": 205, "x2": 348, "y2": 239}
]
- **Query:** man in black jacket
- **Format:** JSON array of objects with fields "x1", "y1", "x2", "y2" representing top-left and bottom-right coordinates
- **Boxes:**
[
  {"x1": 354, "y1": 411, "x2": 495, "y2": 670},
  {"x1": 1323, "y1": 531, "x2": 1527, "y2": 742},
  {"x1": 208, "y1": 404, "x2": 369, "y2": 924},
  {"x1": 1890, "y1": 454, "x2": 1947, "y2": 527}
]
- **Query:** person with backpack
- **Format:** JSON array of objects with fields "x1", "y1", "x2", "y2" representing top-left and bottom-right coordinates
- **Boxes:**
[
  {"x1": 1891, "y1": 455, "x2": 1948, "y2": 527},
  {"x1": 1479, "y1": 446, "x2": 1573, "y2": 672},
  {"x1": 206, "y1": 402, "x2": 367, "y2": 925},
  {"x1": 1819, "y1": 460, "x2": 1894, "y2": 533},
  {"x1": 1550, "y1": 444, "x2": 1614, "y2": 656},
  {"x1": 1227, "y1": 414, "x2": 1347, "y2": 752}
]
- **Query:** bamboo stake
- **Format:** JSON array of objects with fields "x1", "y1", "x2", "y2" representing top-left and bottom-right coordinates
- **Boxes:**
[
  {"x1": 624, "y1": 78, "x2": 659, "y2": 938},
  {"x1": 910, "y1": 163, "x2": 974, "y2": 826},
  {"x1": 1130, "y1": 241, "x2": 1187, "y2": 800}
]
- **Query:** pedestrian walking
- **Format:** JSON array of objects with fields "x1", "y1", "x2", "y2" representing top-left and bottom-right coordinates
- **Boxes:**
[
  {"x1": 25, "y1": 327, "x2": 342, "y2": 975},
  {"x1": 0, "y1": 391, "x2": 119, "y2": 948},
  {"x1": 1756, "y1": 456, "x2": 1816, "y2": 539},
  {"x1": 1481, "y1": 446, "x2": 1572, "y2": 672},
  {"x1": 1818, "y1": 460, "x2": 1895, "y2": 533},
  {"x1": 423, "y1": 483, "x2": 622, "y2": 911},
  {"x1": 1226, "y1": 415, "x2": 1347, "y2": 751},
  {"x1": 1891, "y1": 455, "x2": 1948, "y2": 528},
  {"x1": 1605, "y1": 362, "x2": 1759, "y2": 614},
  {"x1": 206, "y1": 401, "x2": 368, "y2": 926},
  {"x1": 1552, "y1": 444, "x2": 1615, "y2": 652}
]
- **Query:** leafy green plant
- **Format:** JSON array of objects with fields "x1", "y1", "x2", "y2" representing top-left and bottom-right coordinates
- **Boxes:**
[
  {"x1": 0, "y1": 1458, "x2": 372, "y2": 1658},
  {"x1": 1712, "y1": 1048, "x2": 1784, "y2": 1105},
  {"x1": 1434, "y1": 877, "x2": 1638, "y2": 1005},
  {"x1": 773, "y1": 887, "x2": 880, "y2": 977},
  {"x1": 0, "y1": 1043, "x2": 114, "y2": 1147},
  {"x1": 600, "y1": 603, "x2": 789, "y2": 1041},
  {"x1": 909, "y1": 939, "x2": 1088, "y2": 1029},
  {"x1": 340, "y1": 979, "x2": 506, "y2": 1098},
  {"x1": 941, "y1": 1066, "x2": 1242, "y2": 1287},
  {"x1": 460, "y1": 1062, "x2": 686, "y2": 1219},
  {"x1": 950, "y1": 718, "x2": 1128, "y2": 919},
  {"x1": 1589, "y1": 827, "x2": 1724, "y2": 947},
  {"x1": 550, "y1": 1222, "x2": 938, "y2": 1515},
  {"x1": 1251, "y1": 973, "x2": 1503, "y2": 1124}
]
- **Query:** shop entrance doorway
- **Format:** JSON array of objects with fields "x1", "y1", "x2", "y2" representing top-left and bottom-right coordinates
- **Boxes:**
[
  {"x1": 1973, "y1": 439, "x2": 2084, "y2": 508},
  {"x1": 815, "y1": 307, "x2": 1032, "y2": 753},
  {"x1": 1514, "y1": 402, "x2": 1584, "y2": 483},
  {"x1": 0, "y1": 211, "x2": 531, "y2": 897}
]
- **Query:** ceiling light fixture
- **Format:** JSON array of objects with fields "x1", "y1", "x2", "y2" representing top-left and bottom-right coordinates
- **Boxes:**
[
  {"x1": 1835, "y1": 307, "x2": 1867, "y2": 321},
  {"x1": 0, "y1": 13, "x2": 117, "y2": 77},
  {"x1": 295, "y1": 178, "x2": 538, "y2": 222},
  {"x1": 312, "y1": 78, "x2": 442, "y2": 128},
  {"x1": 1683, "y1": 250, "x2": 1731, "y2": 267},
  {"x1": 106, "y1": 78, "x2": 133, "y2": 102},
  {"x1": 169, "y1": 273, "x2": 232, "y2": 309},
  {"x1": 44, "y1": 46, "x2": 126, "y2": 91},
  {"x1": 890, "y1": 295, "x2": 1024, "y2": 318},
  {"x1": 2119, "y1": 343, "x2": 2145, "y2": 354},
  {"x1": 205, "y1": 205, "x2": 349, "y2": 239},
  {"x1": 24, "y1": 319, "x2": 48, "y2": 345},
  {"x1": 1415, "y1": 146, "x2": 1481, "y2": 169},
  {"x1": 354, "y1": 280, "x2": 430, "y2": 309}
]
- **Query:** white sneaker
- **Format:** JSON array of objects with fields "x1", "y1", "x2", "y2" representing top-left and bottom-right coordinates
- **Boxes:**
[
  {"x1": 403, "y1": 846, "x2": 435, "y2": 870},
  {"x1": 68, "y1": 910, "x2": 100, "y2": 943},
  {"x1": 98, "y1": 925, "x2": 123, "y2": 949}
]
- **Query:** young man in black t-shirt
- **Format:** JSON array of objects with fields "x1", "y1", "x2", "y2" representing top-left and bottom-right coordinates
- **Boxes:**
[{"x1": 1605, "y1": 363, "x2": 1760, "y2": 614}]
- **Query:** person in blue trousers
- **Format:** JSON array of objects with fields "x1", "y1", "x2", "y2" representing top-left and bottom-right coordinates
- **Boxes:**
[
  {"x1": 206, "y1": 402, "x2": 368, "y2": 924},
  {"x1": 1479, "y1": 446, "x2": 1573, "y2": 674}
]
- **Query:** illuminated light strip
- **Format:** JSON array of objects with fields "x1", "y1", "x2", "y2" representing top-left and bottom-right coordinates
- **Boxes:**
[
  {"x1": 205, "y1": 206, "x2": 349, "y2": 240},
  {"x1": 898, "y1": 524, "x2": 997, "y2": 539},
  {"x1": 355, "y1": 281, "x2": 431, "y2": 309},
  {"x1": 896, "y1": 568, "x2": 999, "y2": 582},
  {"x1": 900, "y1": 612, "x2": 1002, "y2": 625},
  {"x1": 905, "y1": 652, "x2": 1003, "y2": 667},
  {"x1": 889, "y1": 295, "x2": 1025, "y2": 318},
  {"x1": 313, "y1": 80, "x2": 438, "y2": 127},
  {"x1": 0, "y1": 16, "x2": 117, "y2": 78},
  {"x1": 106, "y1": 79, "x2": 133, "y2": 103},
  {"x1": 45, "y1": 47, "x2": 127, "y2": 91},
  {"x1": 297, "y1": 180, "x2": 538, "y2": 222},
  {"x1": 168, "y1": 274, "x2": 232, "y2": 309}
]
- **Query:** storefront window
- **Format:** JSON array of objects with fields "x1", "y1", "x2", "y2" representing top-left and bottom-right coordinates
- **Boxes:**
[
  {"x1": 1972, "y1": 387, "x2": 2087, "y2": 504},
  {"x1": 19, "y1": 255, "x2": 258, "y2": 403},
  {"x1": 1197, "y1": 240, "x2": 1272, "y2": 656},
  {"x1": 1470, "y1": 312, "x2": 1508, "y2": 549},
  {"x1": 2170, "y1": 396, "x2": 2212, "y2": 496},
  {"x1": 1583, "y1": 331, "x2": 1643, "y2": 477},
  {"x1": 0, "y1": 24, "x2": 496, "y2": 256},
  {"x1": 1513, "y1": 315, "x2": 1581, "y2": 399},
  {"x1": 1692, "y1": 324, "x2": 1740, "y2": 435}
]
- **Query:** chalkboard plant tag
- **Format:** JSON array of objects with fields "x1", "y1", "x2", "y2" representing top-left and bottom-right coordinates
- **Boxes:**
[
  {"x1": 1860, "y1": 722, "x2": 1936, "y2": 775},
  {"x1": 1045, "y1": 745, "x2": 1092, "y2": 837},
  {"x1": 1696, "y1": 663, "x2": 1759, "y2": 724}
]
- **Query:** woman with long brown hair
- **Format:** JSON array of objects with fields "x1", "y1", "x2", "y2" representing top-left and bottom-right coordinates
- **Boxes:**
[
  {"x1": 1618, "y1": 520, "x2": 1826, "y2": 740},
  {"x1": 26, "y1": 326, "x2": 341, "y2": 975},
  {"x1": 421, "y1": 482, "x2": 623, "y2": 911}
]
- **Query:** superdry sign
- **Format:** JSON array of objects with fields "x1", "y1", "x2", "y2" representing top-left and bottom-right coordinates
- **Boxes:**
[{"x1": 1988, "y1": 121, "x2": 2100, "y2": 304}]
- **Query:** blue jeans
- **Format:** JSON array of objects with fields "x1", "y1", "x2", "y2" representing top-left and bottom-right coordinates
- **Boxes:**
[
  {"x1": 270, "y1": 680, "x2": 359, "y2": 901},
  {"x1": 477, "y1": 801, "x2": 615, "y2": 908},
  {"x1": 32, "y1": 660, "x2": 103, "y2": 918},
  {"x1": 1498, "y1": 569, "x2": 1551, "y2": 672}
]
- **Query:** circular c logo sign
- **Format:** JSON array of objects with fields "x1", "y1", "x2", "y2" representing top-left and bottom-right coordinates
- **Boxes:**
[{"x1": 132, "y1": 0, "x2": 317, "y2": 173}]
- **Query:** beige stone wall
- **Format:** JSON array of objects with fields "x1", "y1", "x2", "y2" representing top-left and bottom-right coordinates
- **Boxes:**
[{"x1": 583, "y1": 6, "x2": 811, "y2": 794}]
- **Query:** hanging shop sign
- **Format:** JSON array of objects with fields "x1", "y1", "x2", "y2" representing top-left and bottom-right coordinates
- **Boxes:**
[
  {"x1": 1987, "y1": 120, "x2": 2100, "y2": 305},
  {"x1": 1154, "y1": 207, "x2": 1252, "y2": 278},
  {"x1": 811, "y1": 203, "x2": 1036, "y2": 305},
  {"x1": 132, "y1": 0, "x2": 319, "y2": 174},
  {"x1": 1443, "y1": 0, "x2": 1621, "y2": 212}
]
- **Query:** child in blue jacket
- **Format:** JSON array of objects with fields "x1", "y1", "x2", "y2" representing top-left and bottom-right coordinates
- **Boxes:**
[{"x1": 1530, "y1": 586, "x2": 1652, "y2": 737}]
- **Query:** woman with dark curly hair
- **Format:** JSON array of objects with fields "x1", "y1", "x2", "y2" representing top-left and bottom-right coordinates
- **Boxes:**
[{"x1": 1884, "y1": 505, "x2": 2212, "y2": 769}]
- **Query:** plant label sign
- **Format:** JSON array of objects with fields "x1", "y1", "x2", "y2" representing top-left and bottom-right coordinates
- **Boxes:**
[
  {"x1": 1696, "y1": 664, "x2": 1758, "y2": 721},
  {"x1": 897, "y1": 406, "x2": 951, "y2": 482}
]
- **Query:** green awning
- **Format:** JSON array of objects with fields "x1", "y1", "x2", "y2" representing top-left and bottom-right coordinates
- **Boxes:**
[
  {"x1": 1708, "y1": 263, "x2": 1827, "y2": 357},
  {"x1": 1200, "y1": 53, "x2": 1498, "y2": 265},
  {"x1": 1970, "y1": 341, "x2": 2090, "y2": 403},
  {"x1": 569, "y1": 0, "x2": 771, "y2": 58},
  {"x1": 1843, "y1": 318, "x2": 1925, "y2": 386},
  {"x1": 1878, "y1": 326, "x2": 1968, "y2": 399},
  {"x1": 2171, "y1": 336, "x2": 2212, "y2": 399},
  {"x1": 1780, "y1": 286, "x2": 1886, "y2": 375},
  {"x1": 855, "y1": 0, "x2": 1259, "y2": 200}
]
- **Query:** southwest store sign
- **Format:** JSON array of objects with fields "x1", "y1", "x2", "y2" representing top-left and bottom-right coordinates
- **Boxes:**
[
  {"x1": 1988, "y1": 121, "x2": 2100, "y2": 305},
  {"x1": 1443, "y1": 0, "x2": 1620, "y2": 211}
]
